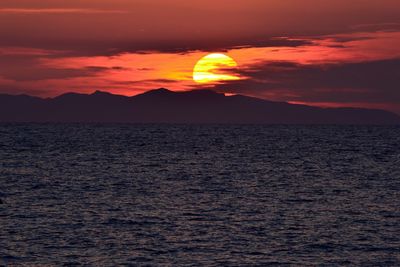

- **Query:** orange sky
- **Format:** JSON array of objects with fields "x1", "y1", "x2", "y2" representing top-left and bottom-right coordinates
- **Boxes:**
[{"x1": 1, "y1": 0, "x2": 400, "y2": 113}]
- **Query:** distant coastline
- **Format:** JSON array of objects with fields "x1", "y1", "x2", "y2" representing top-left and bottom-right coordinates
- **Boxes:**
[{"x1": 1, "y1": 88, "x2": 399, "y2": 124}]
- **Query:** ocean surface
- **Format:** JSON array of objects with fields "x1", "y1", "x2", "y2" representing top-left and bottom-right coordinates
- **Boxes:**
[{"x1": 1, "y1": 124, "x2": 400, "y2": 266}]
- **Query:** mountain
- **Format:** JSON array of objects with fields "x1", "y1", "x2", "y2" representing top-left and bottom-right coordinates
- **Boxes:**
[{"x1": 0, "y1": 88, "x2": 399, "y2": 124}]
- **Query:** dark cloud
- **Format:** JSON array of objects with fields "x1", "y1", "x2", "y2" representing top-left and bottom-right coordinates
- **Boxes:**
[
  {"x1": 325, "y1": 36, "x2": 375, "y2": 43},
  {"x1": 1, "y1": 68, "x2": 102, "y2": 81},
  {"x1": 86, "y1": 66, "x2": 129, "y2": 71},
  {"x1": 350, "y1": 23, "x2": 400, "y2": 31},
  {"x1": 0, "y1": 84, "x2": 50, "y2": 96},
  {"x1": 137, "y1": 68, "x2": 154, "y2": 71},
  {"x1": 116, "y1": 79, "x2": 179, "y2": 86},
  {"x1": 0, "y1": 56, "x2": 109, "y2": 81},
  {"x1": 0, "y1": 38, "x2": 313, "y2": 58},
  {"x1": 212, "y1": 59, "x2": 400, "y2": 112}
]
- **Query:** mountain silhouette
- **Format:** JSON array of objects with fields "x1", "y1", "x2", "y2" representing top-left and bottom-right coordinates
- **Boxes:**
[{"x1": 0, "y1": 88, "x2": 399, "y2": 124}]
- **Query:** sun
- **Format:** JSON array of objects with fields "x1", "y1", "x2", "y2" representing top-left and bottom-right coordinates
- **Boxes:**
[{"x1": 193, "y1": 53, "x2": 240, "y2": 84}]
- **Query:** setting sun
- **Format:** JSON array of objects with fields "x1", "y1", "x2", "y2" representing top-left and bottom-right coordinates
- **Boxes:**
[{"x1": 193, "y1": 53, "x2": 240, "y2": 84}]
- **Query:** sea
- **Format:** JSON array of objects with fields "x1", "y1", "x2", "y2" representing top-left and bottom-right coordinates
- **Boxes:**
[{"x1": 1, "y1": 124, "x2": 400, "y2": 266}]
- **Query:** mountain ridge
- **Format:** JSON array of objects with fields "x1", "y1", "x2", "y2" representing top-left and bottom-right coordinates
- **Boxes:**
[{"x1": 0, "y1": 88, "x2": 399, "y2": 124}]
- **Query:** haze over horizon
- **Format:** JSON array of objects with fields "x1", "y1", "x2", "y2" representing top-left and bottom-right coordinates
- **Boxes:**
[{"x1": 1, "y1": 0, "x2": 400, "y2": 114}]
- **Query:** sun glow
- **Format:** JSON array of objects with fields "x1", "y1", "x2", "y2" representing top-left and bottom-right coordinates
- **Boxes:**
[{"x1": 193, "y1": 53, "x2": 240, "y2": 84}]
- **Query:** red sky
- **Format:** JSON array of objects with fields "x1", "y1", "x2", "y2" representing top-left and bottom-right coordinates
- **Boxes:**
[{"x1": 1, "y1": 0, "x2": 400, "y2": 113}]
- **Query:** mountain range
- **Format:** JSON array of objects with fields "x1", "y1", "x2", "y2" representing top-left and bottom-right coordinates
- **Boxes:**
[{"x1": 0, "y1": 88, "x2": 399, "y2": 124}]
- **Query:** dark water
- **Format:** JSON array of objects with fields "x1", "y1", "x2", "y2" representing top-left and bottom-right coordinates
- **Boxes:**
[{"x1": 1, "y1": 124, "x2": 400, "y2": 266}]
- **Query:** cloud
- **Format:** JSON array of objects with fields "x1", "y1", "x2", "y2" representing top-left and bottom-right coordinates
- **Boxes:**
[
  {"x1": 0, "y1": 46, "x2": 61, "y2": 56},
  {"x1": 350, "y1": 23, "x2": 400, "y2": 31},
  {"x1": 0, "y1": 39, "x2": 313, "y2": 58},
  {"x1": 116, "y1": 79, "x2": 180, "y2": 86},
  {"x1": 212, "y1": 58, "x2": 400, "y2": 112},
  {"x1": 0, "y1": 85, "x2": 49, "y2": 96},
  {"x1": 85, "y1": 66, "x2": 129, "y2": 72},
  {"x1": 0, "y1": 57, "x2": 109, "y2": 81},
  {"x1": 0, "y1": 68, "x2": 103, "y2": 82},
  {"x1": 1, "y1": 0, "x2": 399, "y2": 56},
  {"x1": 0, "y1": 8, "x2": 127, "y2": 14}
]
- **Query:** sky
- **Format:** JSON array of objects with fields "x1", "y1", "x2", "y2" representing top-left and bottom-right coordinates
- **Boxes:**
[{"x1": 1, "y1": 0, "x2": 400, "y2": 113}]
